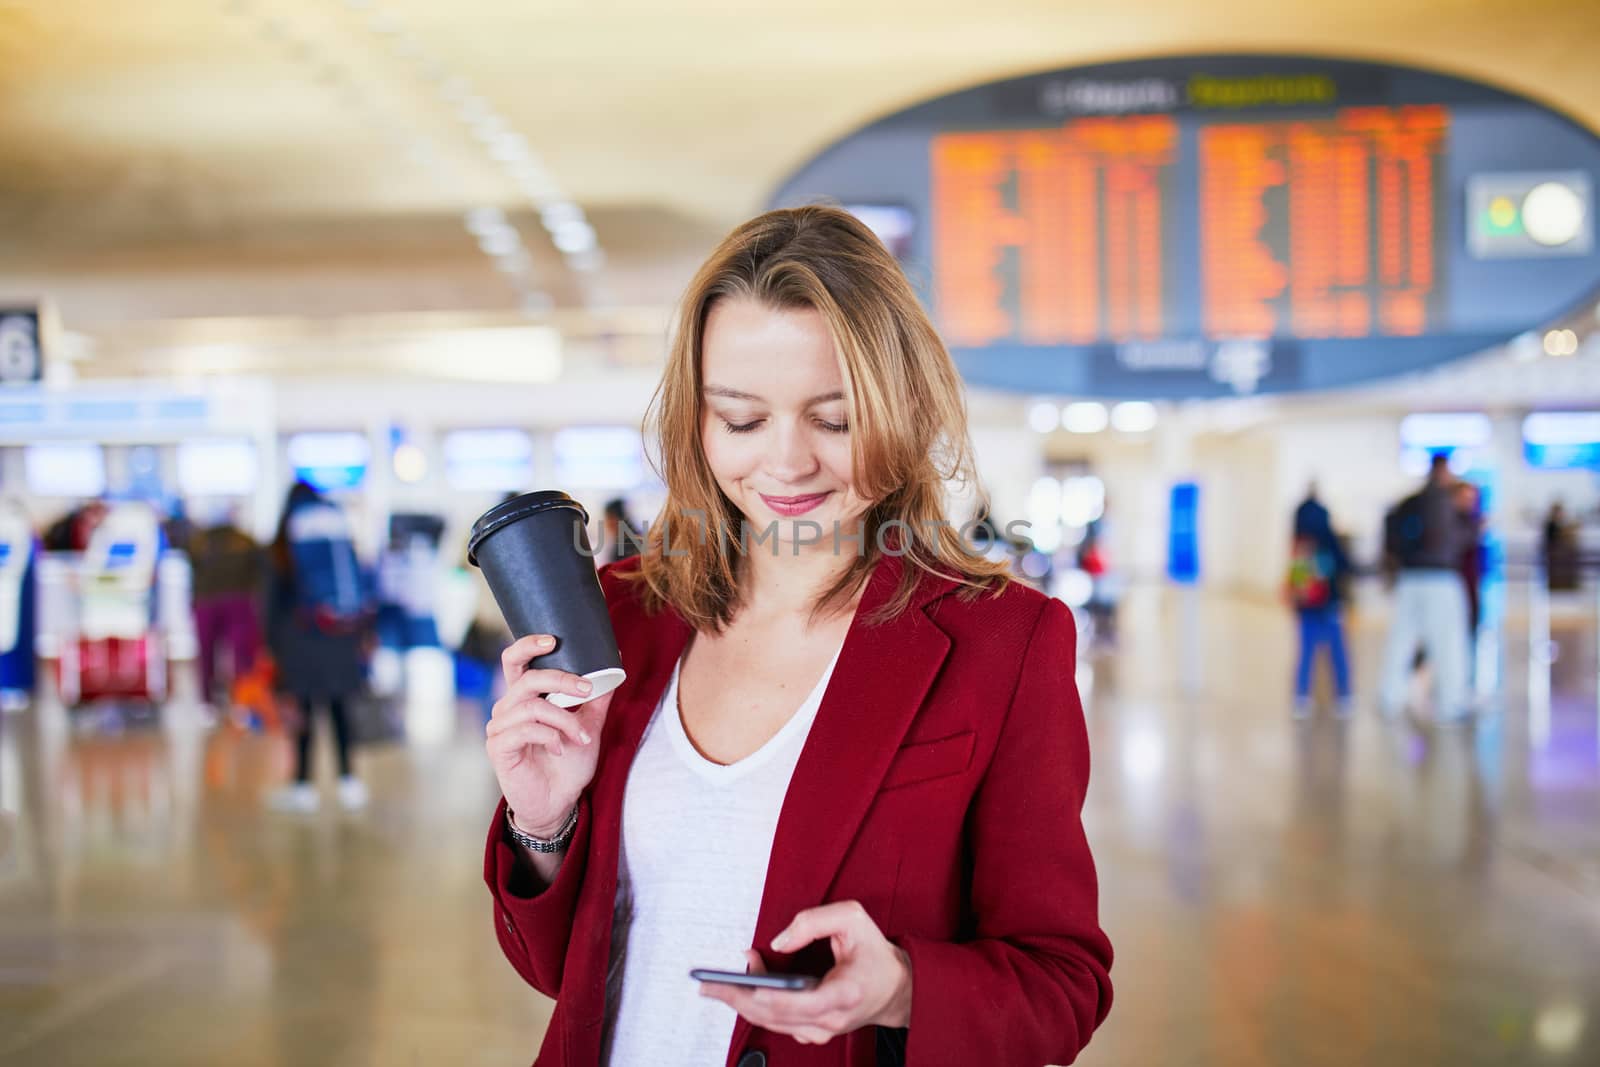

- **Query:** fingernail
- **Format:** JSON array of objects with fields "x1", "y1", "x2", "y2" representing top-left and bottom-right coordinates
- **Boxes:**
[
  {"x1": 537, "y1": 636, "x2": 555, "y2": 648},
  {"x1": 579, "y1": 730, "x2": 592, "y2": 745},
  {"x1": 771, "y1": 931, "x2": 789, "y2": 951},
  {"x1": 578, "y1": 680, "x2": 593, "y2": 694}
]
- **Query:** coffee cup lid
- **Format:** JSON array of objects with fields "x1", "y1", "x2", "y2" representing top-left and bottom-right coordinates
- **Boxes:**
[{"x1": 467, "y1": 491, "x2": 590, "y2": 567}]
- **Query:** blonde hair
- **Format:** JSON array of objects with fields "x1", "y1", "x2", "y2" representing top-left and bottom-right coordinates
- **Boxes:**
[{"x1": 621, "y1": 204, "x2": 1012, "y2": 632}]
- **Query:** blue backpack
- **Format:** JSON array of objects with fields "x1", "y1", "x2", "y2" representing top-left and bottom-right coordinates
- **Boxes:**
[{"x1": 287, "y1": 502, "x2": 366, "y2": 628}]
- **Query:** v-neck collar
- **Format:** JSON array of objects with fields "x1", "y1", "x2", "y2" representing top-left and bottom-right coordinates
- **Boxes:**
[{"x1": 660, "y1": 639, "x2": 845, "y2": 785}]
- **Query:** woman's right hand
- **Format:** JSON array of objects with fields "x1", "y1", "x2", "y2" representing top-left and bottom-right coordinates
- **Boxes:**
[{"x1": 486, "y1": 633, "x2": 616, "y2": 837}]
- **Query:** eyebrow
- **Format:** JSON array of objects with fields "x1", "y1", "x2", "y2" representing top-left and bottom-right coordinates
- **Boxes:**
[{"x1": 703, "y1": 386, "x2": 846, "y2": 406}]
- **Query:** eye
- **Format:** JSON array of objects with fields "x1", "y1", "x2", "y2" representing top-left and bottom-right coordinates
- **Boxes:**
[
  {"x1": 721, "y1": 419, "x2": 762, "y2": 435},
  {"x1": 816, "y1": 419, "x2": 849, "y2": 434}
]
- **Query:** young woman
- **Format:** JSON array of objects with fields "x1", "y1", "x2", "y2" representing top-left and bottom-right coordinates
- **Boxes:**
[{"x1": 483, "y1": 206, "x2": 1112, "y2": 1066}]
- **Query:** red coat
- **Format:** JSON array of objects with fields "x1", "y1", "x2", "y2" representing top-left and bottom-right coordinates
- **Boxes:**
[{"x1": 484, "y1": 552, "x2": 1112, "y2": 1066}]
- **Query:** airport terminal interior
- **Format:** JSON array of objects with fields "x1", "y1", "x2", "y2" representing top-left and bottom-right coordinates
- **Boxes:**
[{"x1": 2, "y1": 2, "x2": 1600, "y2": 1064}]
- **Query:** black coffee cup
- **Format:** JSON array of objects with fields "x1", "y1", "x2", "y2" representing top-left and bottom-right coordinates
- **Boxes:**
[{"x1": 467, "y1": 491, "x2": 626, "y2": 708}]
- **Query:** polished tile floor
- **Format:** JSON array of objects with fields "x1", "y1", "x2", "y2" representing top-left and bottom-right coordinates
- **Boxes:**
[{"x1": 2, "y1": 586, "x2": 1598, "y2": 1066}]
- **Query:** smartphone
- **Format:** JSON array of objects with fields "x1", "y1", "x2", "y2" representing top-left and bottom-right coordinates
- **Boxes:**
[{"x1": 689, "y1": 968, "x2": 820, "y2": 991}]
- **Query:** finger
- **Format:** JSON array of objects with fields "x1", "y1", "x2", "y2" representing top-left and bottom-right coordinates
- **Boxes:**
[
  {"x1": 508, "y1": 666, "x2": 596, "y2": 704},
  {"x1": 790, "y1": 1025, "x2": 836, "y2": 1046},
  {"x1": 728, "y1": 991, "x2": 846, "y2": 1044},
  {"x1": 491, "y1": 672, "x2": 595, "y2": 722},
  {"x1": 500, "y1": 634, "x2": 557, "y2": 685},
  {"x1": 487, "y1": 720, "x2": 566, "y2": 757},
  {"x1": 486, "y1": 701, "x2": 590, "y2": 747},
  {"x1": 771, "y1": 900, "x2": 872, "y2": 953},
  {"x1": 750, "y1": 975, "x2": 863, "y2": 1025},
  {"x1": 697, "y1": 982, "x2": 754, "y2": 1011},
  {"x1": 699, "y1": 984, "x2": 781, "y2": 1027},
  {"x1": 572, "y1": 697, "x2": 612, "y2": 739},
  {"x1": 697, "y1": 983, "x2": 847, "y2": 1044},
  {"x1": 744, "y1": 949, "x2": 767, "y2": 976},
  {"x1": 486, "y1": 721, "x2": 566, "y2": 757}
]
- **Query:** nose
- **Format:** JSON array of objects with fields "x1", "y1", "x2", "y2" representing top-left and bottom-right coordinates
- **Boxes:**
[{"x1": 764, "y1": 419, "x2": 821, "y2": 485}]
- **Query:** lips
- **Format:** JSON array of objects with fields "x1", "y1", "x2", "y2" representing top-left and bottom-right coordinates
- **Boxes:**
[
  {"x1": 762, "y1": 493, "x2": 829, "y2": 505},
  {"x1": 759, "y1": 491, "x2": 832, "y2": 516}
]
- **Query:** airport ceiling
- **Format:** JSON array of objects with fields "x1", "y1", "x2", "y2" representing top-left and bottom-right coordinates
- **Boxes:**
[{"x1": 3, "y1": 0, "x2": 1599, "y2": 324}]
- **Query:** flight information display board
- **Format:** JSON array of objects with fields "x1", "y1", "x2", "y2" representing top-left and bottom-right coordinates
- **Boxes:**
[
  {"x1": 773, "y1": 56, "x2": 1600, "y2": 397},
  {"x1": 932, "y1": 116, "x2": 1180, "y2": 346}
]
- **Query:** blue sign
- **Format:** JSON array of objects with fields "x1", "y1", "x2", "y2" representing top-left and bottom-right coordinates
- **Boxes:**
[{"x1": 1167, "y1": 482, "x2": 1201, "y2": 584}]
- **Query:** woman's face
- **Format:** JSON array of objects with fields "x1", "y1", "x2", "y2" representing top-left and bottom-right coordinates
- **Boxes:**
[{"x1": 699, "y1": 296, "x2": 871, "y2": 549}]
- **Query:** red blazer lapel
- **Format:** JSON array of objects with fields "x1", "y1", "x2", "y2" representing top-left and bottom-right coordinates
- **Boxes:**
[{"x1": 728, "y1": 554, "x2": 956, "y2": 1054}]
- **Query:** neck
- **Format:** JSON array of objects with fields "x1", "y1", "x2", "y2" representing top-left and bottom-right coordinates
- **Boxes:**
[{"x1": 739, "y1": 537, "x2": 862, "y2": 626}]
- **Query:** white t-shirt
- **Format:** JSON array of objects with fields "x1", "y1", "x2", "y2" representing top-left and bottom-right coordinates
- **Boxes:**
[{"x1": 600, "y1": 642, "x2": 844, "y2": 1067}]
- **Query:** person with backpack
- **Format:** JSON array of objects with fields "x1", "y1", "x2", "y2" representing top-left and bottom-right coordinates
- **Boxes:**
[
  {"x1": 266, "y1": 481, "x2": 373, "y2": 813},
  {"x1": 1378, "y1": 453, "x2": 1473, "y2": 722},
  {"x1": 1288, "y1": 486, "x2": 1352, "y2": 717}
]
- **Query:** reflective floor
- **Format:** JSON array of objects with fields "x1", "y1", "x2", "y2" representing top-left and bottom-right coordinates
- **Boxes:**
[{"x1": 2, "y1": 588, "x2": 1598, "y2": 1066}]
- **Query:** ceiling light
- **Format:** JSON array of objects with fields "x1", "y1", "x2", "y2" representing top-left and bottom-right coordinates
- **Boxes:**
[
  {"x1": 1111, "y1": 401, "x2": 1158, "y2": 433},
  {"x1": 470, "y1": 114, "x2": 509, "y2": 144},
  {"x1": 465, "y1": 206, "x2": 508, "y2": 236},
  {"x1": 477, "y1": 228, "x2": 522, "y2": 258},
  {"x1": 1027, "y1": 401, "x2": 1060, "y2": 434},
  {"x1": 490, "y1": 133, "x2": 531, "y2": 164},
  {"x1": 540, "y1": 201, "x2": 583, "y2": 230},
  {"x1": 553, "y1": 225, "x2": 596, "y2": 254},
  {"x1": 1062, "y1": 402, "x2": 1109, "y2": 433},
  {"x1": 1543, "y1": 328, "x2": 1579, "y2": 357}
]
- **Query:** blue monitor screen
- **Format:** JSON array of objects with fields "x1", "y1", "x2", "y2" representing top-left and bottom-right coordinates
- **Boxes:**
[
  {"x1": 287, "y1": 432, "x2": 370, "y2": 492},
  {"x1": 1523, "y1": 412, "x2": 1600, "y2": 470}
]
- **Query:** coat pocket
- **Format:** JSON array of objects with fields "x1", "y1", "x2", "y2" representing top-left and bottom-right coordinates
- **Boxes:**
[{"x1": 880, "y1": 730, "x2": 975, "y2": 791}]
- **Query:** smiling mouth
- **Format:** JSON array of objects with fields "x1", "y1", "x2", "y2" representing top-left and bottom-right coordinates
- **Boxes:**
[{"x1": 761, "y1": 492, "x2": 831, "y2": 505}]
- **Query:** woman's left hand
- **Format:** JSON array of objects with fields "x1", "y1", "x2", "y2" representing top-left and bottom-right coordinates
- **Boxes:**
[{"x1": 698, "y1": 901, "x2": 913, "y2": 1045}]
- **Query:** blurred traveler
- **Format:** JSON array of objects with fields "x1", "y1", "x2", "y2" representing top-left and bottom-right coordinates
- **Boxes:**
[
  {"x1": 1453, "y1": 482, "x2": 1485, "y2": 637},
  {"x1": 42, "y1": 499, "x2": 108, "y2": 553},
  {"x1": 1078, "y1": 518, "x2": 1118, "y2": 645},
  {"x1": 161, "y1": 498, "x2": 196, "y2": 556},
  {"x1": 1542, "y1": 500, "x2": 1579, "y2": 591},
  {"x1": 602, "y1": 497, "x2": 642, "y2": 565},
  {"x1": 1287, "y1": 486, "x2": 1352, "y2": 717},
  {"x1": 266, "y1": 482, "x2": 372, "y2": 813},
  {"x1": 482, "y1": 206, "x2": 1111, "y2": 1067},
  {"x1": 0, "y1": 499, "x2": 38, "y2": 708},
  {"x1": 1379, "y1": 454, "x2": 1472, "y2": 721},
  {"x1": 187, "y1": 506, "x2": 265, "y2": 709}
]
